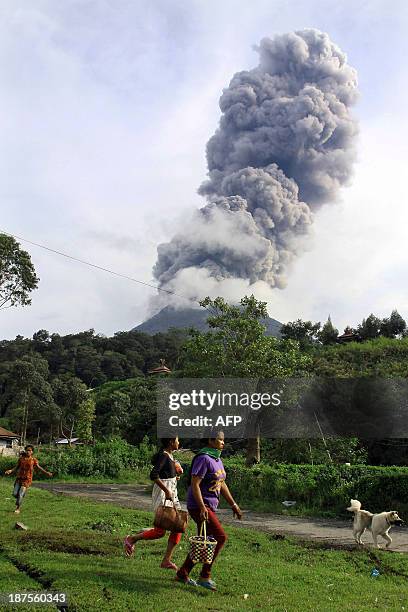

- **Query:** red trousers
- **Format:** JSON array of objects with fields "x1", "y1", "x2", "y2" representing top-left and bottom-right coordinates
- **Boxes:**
[
  {"x1": 176, "y1": 507, "x2": 227, "y2": 580},
  {"x1": 142, "y1": 527, "x2": 181, "y2": 545}
]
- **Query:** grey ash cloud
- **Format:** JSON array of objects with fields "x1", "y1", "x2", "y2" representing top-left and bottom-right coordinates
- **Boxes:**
[{"x1": 153, "y1": 29, "x2": 358, "y2": 302}]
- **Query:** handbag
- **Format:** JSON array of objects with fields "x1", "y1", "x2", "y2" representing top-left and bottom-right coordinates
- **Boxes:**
[
  {"x1": 189, "y1": 520, "x2": 217, "y2": 564},
  {"x1": 154, "y1": 500, "x2": 188, "y2": 533}
]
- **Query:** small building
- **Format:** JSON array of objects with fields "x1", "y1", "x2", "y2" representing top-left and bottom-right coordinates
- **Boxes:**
[
  {"x1": 148, "y1": 359, "x2": 172, "y2": 375},
  {"x1": 54, "y1": 437, "x2": 83, "y2": 446},
  {"x1": 337, "y1": 326, "x2": 360, "y2": 344},
  {"x1": 0, "y1": 427, "x2": 21, "y2": 455}
]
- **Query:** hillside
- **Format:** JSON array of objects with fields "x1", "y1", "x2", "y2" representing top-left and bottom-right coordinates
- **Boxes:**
[{"x1": 133, "y1": 305, "x2": 282, "y2": 337}]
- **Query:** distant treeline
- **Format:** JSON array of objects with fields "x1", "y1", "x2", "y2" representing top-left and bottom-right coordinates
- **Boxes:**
[
  {"x1": 280, "y1": 309, "x2": 407, "y2": 347},
  {"x1": 0, "y1": 328, "x2": 186, "y2": 386},
  {"x1": 1, "y1": 309, "x2": 408, "y2": 465},
  {"x1": 0, "y1": 328, "x2": 185, "y2": 445}
]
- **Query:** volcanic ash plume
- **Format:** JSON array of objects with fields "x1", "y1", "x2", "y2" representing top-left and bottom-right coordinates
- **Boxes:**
[{"x1": 153, "y1": 29, "x2": 358, "y2": 304}]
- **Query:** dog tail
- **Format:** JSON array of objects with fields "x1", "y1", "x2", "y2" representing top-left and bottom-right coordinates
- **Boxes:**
[{"x1": 347, "y1": 499, "x2": 361, "y2": 512}]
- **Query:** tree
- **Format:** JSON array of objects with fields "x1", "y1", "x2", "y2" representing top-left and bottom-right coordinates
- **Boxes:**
[
  {"x1": 5, "y1": 355, "x2": 56, "y2": 445},
  {"x1": 52, "y1": 377, "x2": 93, "y2": 442},
  {"x1": 357, "y1": 314, "x2": 381, "y2": 340},
  {"x1": 0, "y1": 234, "x2": 39, "y2": 309},
  {"x1": 74, "y1": 345, "x2": 106, "y2": 387},
  {"x1": 318, "y1": 316, "x2": 339, "y2": 345},
  {"x1": 75, "y1": 396, "x2": 95, "y2": 441},
  {"x1": 280, "y1": 319, "x2": 321, "y2": 349},
  {"x1": 380, "y1": 310, "x2": 406, "y2": 338},
  {"x1": 101, "y1": 351, "x2": 127, "y2": 381},
  {"x1": 179, "y1": 296, "x2": 312, "y2": 464},
  {"x1": 106, "y1": 391, "x2": 131, "y2": 437}
]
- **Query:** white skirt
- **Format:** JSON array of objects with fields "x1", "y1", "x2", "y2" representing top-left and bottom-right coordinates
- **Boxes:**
[{"x1": 151, "y1": 477, "x2": 181, "y2": 511}]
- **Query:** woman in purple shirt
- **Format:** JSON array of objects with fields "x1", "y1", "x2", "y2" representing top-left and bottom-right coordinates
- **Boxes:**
[{"x1": 176, "y1": 431, "x2": 242, "y2": 591}]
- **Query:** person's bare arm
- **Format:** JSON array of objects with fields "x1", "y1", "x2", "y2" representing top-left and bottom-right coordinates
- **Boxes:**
[
  {"x1": 4, "y1": 463, "x2": 18, "y2": 476},
  {"x1": 154, "y1": 478, "x2": 173, "y2": 499},
  {"x1": 36, "y1": 463, "x2": 53, "y2": 477},
  {"x1": 220, "y1": 481, "x2": 242, "y2": 519},
  {"x1": 191, "y1": 475, "x2": 208, "y2": 521}
]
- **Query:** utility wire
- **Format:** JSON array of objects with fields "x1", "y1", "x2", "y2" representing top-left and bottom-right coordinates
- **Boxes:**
[{"x1": 0, "y1": 230, "x2": 195, "y2": 303}]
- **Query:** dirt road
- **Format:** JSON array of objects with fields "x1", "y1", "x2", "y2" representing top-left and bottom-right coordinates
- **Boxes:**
[{"x1": 34, "y1": 482, "x2": 408, "y2": 553}]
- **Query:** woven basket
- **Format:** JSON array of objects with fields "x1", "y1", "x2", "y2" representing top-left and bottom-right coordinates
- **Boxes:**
[{"x1": 189, "y1": 520, "x2": 217, "y2": 564}]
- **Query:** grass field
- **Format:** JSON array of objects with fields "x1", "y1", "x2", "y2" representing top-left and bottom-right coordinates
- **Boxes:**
[{"x1": 0, "y1": 478, "x2": 407, "y2": 611}]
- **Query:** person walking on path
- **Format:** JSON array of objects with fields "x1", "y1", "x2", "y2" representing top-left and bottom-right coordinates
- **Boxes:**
[
  {"x1": 176, "y1": 430, "x2": 242, "y2": 591},
  {"x1": 4, "y1": 444, "x2": 53, "y2": 514},
  {"x1": 123, "y1": 437, "x2": 183, "y2": 570}
]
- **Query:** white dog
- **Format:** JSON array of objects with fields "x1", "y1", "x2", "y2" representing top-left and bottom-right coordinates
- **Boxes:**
[{"x1": 347, "y1": 499, "x2": 404, "y2": 548}]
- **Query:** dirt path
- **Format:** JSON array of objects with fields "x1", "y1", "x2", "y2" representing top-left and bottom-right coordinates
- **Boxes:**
[{"x1": 33, "y1": 482, "x2": 408, "y2": 553}]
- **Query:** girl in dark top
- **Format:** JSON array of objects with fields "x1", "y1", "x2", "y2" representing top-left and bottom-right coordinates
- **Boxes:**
[{"x1": 123, "y1": 437, "x2": 183, "y2": 570}]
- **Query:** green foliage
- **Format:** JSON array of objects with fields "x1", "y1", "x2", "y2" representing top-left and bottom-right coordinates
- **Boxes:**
[
  {"x1": 0, "y1": 438, "x2": 156, "y2": 479},
  {"x1": 357, "y1": 313, "x2": 382, "y2": 340},
  {"x1": 312, "y1": 336, "x2": 408, "y2": 377},
  {"x1": 353, "y1": 473, "x2": 408, "y2": 511},
  {"x1": 4, "y1": 354, "x2": 56, "y2": 442},
  {"x1": 52, "y1": 376, "x2": 92, "y2": 439},
  {"x1": 380, "y1": 309, "x2": 407, "y2": 338},
  {"x1": 260, "y1": 438, "x2": 368, "y2": 465},
  {"x1": 75, "y1": 396, "x2": 96, "y2": 441},
  {"x1": 221, "y1": 459, "x2": 408, "y2": 517},
  {"x1": 92, "y1": 377, "x2": 157, "y2": 443},
  {"x1": 179, "y1": 296, "x2": 311, "y2": 377},
  {"x1": 318, "y1": 316, "x2": 339, "y2": 345},
  {"x1": 30, "y1": 438, "x2": 155, "y2": 478},
  {"x1": 280, "y1": 318, "x2": 321, "y2": 348},
  {"x1": 0, "y1": 233, "x2": 39, "y2": 309},
  {"x1": 0, "y1": 327, "x2": 182, "y2": 442}
]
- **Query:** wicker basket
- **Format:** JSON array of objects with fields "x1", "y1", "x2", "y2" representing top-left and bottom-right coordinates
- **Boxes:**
[{"x1": 189, "y1": 520, "x2": 217, "y2": 564}]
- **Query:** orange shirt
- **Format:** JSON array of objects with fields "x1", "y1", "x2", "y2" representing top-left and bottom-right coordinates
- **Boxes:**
[{"x1": 16, "y1": 456, "x2": 39, "y2": 487}]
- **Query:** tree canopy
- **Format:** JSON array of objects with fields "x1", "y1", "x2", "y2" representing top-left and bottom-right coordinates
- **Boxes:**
[
  {"x1": 179, "y1": 296, "x2": 311, "y2": 378},
  {"x1": 0, "y1": 234, "x2": 39, "y2": 309}
]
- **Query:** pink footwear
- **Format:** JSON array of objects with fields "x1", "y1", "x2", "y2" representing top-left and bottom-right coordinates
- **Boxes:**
[
  {"x1": 123, "y1": 536, "x2": 135, "y2": 557},
  {"x1": 160, "y1": 560, "x2": 178, "y2": 570}
]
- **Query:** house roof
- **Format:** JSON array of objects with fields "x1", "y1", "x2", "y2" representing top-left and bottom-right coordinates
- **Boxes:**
[
  {"x1": 0, "y1": 426, "x2": 20, "y2": 439},
  {"x1": 148, "y1": 358, "x2": 172, "y2": 375}
]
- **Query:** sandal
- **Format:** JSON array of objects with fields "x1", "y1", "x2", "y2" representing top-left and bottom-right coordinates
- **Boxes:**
[
  {"x1": 175, "y1": 576, "x2": 197, "y2": 587},
  {"x1": 123, "y1": 535, "x2": 135, "y2": 557},
  {"x1": 197, "y1": 579, "x2": 217, "y2": 591},
  {"x1": 160, "y1": 561, "x2": 178, "y2": 570}
]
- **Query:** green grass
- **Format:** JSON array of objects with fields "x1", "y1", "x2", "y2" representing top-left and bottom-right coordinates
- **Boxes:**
[{"x1": 0, "y1": 477, "x2": 407, "y2": 611}]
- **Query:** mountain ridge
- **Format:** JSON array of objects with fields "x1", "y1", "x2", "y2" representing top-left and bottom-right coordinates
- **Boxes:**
[{"x1": 133, "y1": 305, "x2": 282, "y2": 337}]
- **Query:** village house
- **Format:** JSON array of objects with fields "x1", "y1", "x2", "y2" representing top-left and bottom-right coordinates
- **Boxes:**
[{"x1": 0, "y1": 426, "x2": 21, "y2": 456}]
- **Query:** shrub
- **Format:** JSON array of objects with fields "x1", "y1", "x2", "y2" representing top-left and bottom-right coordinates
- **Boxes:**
[
  {"x1": 0, "y1": 438, "x2": 156, "y2": 481},
  {"x1": 179, "y1": 457, "x2": 408, "y2": 517}
]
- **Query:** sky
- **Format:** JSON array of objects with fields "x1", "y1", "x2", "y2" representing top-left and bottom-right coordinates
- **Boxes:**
[{"x1": 1, "y1": 0, "x2": 408, "y2": 340}]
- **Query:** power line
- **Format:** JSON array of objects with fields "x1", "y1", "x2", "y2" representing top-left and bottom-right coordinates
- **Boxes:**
[{"x1": 0, "y1": 230, "x2": 195, "y2": 303}]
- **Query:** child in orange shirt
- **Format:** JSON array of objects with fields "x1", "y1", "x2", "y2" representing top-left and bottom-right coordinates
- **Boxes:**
[{"x1": 4, "y1": 445, "x2": 53, "y2": 513}]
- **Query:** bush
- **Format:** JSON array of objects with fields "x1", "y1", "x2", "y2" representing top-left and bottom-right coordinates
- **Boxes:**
[
  {"x1": 4, "y1": 438, "x2": 157, "y2": 479},
  {"x1": 223, "y1": 460, "x2": 408, "y2": 516},
  {"x1": 178, "y1": 457, "x2": 408, "y2": 518}
]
